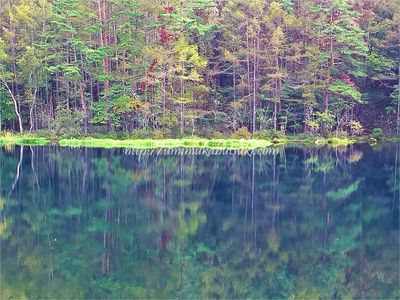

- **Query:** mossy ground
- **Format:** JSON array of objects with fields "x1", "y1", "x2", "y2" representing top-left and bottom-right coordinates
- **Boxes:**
[
  {"x1": 0, "y1": 133, "x2": 50, "y2": 146},
  {"x1": 0, "y1": 133, "x2": 396, "y2": 149},
  {"x1": 284, "y1": 135, "x2": 357, "y2": 147},
  {"x1": 58, "y1": 138, "x2": 276, "y2": 149}
]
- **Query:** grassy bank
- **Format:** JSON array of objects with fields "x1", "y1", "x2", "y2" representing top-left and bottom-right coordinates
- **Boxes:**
[
  {"x1": 285, "y1": 136, "x2": 357, "y2": 146},
  {"x1": 59, "y1": 138, "x2": 276, "y2": 149},
  {"x1": 0, "y1": 134, "x2": 50, "y2": 146},
  {"x1": 1, "y1": 133, "x2": 396, "y2": 149}
]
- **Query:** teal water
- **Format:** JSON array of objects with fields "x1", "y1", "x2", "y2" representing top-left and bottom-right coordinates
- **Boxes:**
[{"x1": 0, "y1": 144, "x2": 399, "y2": 299}]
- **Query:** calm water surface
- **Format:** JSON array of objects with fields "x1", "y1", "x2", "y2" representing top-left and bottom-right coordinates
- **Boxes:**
[{"x1": 0, "y1": 144, "x2": 399, "y2": 299}]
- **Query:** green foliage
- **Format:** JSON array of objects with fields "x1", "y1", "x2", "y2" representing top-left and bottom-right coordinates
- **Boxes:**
[
  {"x1": 128, "y1": 129, "x2": 154, "y2": 139},
  {"x1": 160, "y1": 111, "x2": 179, "y2": 129},
  {"x1": 369, "y1": 128, "x2": 385, "y2": 140},
  {"x1": 154, "y1": 130, "x2": 165, "y2": 140},
  {"x1": 59, "y1": 138, "x2": 274, "y2": 149},
  {"x1": 253, "y1": 130, "x2": 274, "y2": 139},
  {"x1": 231, "y1": 127, "x2": 252, "y2": 140},
  {"x1": 366, "y1": 51, "x2": 396, "y2": 81},
  {"x1": 329, "y1": 80, "x2": 362, "y2": 103},
  {"x1": 315, "y1": 111, "x2": 335, "y2": 133},
  {"x1": 0, "y1": 88, "x2": 15, "y2": 123},
  {"x1": 0, "y1": 134, "x2": 49, "y2": 146},
  {"x1": 0, "y1": 0, "x2": 397, "y2": 137},
  {"x1": 49, "y1": 109, "x2": 83, "y2": 137},
  {"x1": 90, "y1": 101, "x2": 109, "y2": 126},
  {"x1": 386, "y1": 85, "x2": 399, "y2": 115},
  {"x1": 211, "y1": 131, "x2": 225, "y2": 139}
]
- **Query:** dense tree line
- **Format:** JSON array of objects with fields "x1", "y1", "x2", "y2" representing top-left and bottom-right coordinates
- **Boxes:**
[{"x1": 0, "y1": 0, "x2": 399, "y2": 137}]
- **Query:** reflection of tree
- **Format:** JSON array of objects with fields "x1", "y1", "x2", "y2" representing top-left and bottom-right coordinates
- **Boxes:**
[
  {"x1": 178, "y1": 147, "x2": 398, "y2": 299},
  {"x1": 0, "y1": 145, "x2": 398, "y2": 299},
  {"x1": 0, "y1": 147, "x2": 213, "y2": 298}
]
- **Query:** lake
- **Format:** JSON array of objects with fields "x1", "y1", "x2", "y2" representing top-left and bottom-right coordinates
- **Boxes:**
[{"x1": 0, "y1": 144, "x2": 399, "y2": 299}]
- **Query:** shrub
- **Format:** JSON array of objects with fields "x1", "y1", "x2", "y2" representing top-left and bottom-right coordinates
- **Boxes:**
[
  {"x1": 252, "y1": 130, "x2": 274, "y2": 139},
  {"x1": 129, "y1": 129, "x2": 154, "y2": 139},
  {"x1": 49, "y1": 108, "x2": 83, "y2": 137},
  {"x1": 273, "y1": 130, "x2": 286, "y2": 139},
  {"x1": 154, "y1": 130, "x2": 165, "y2": 140},
  {"x1": 315, "y1": 111, "x2": 335, "y2": 129},
  {"x1": 231, "y1": 127, "x2": 252, "y2": 140},
  {"x1": 369, "y1": 128, "x2": 384, "y2": 140},
  {"x1": 332, "y1": 131, "x2": 348, "y2": 138},
  {"x1": 211, "y1": 131, "x2": 225, "y2": 139},
  {"x1": 349, "y1": 120, "x2": 364, "y2": 136},
  {"x1": 160, "y1": 111, "x2": 179, "y2": 129},
  {"x1": 100, "y1": 132, "x2": 119, "y2": 139}
]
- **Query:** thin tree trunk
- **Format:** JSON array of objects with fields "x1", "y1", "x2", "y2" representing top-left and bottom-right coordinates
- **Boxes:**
[
  {"x1": 180, "y1": 62, "x2": 184, "y2": 135},
  {"x1": 29, "y1": 89, "x2": 38, "y2": 133},
  {"x1": 98, "y1": 0, "x2": 112, "y2": 130},
  {"x1": 397, "y1": 32, "x2": 400, "y2": 135},
  {"x1": 252, "y1": 31, "x2": 257, "y2": 133},
  {"x1": 246, "y1": 22, "x2": 251, "y2": 129},
  {"x1": 325, "y1": 6, "x2": 334, "y2": 114},
  {"x1": 1, "y1": 80, "x2": 23, "y2": 132},
  {"x1": 79, "y1": 81, "x2": 88, "y2": 134}
]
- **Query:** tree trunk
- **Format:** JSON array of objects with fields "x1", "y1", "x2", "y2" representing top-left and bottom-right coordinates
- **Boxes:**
[
  {"x1": 397, "y1": 32, "x2": 400, "y2": 135},
  {"x1": 97, "y1": 0, "x2": 112, "y2": 130},
  {"x1": 29, "y1": 89, "x2": 37, "y2": 133},
  {"x1": 252, "y1": 31, "x2": 257, "y2": 133},
  {"x1": 180, "y1": 69, "x2": 184, "y2": 135},
  {"x1": 1, "y1": 80, "x2": 23, "y2": 132},
  {"x1": 246, "y1": 22, "x2": 251, "y2": 130},
  {"x1": 80, "y1": 81, "x2": 88, "y2": 135}
]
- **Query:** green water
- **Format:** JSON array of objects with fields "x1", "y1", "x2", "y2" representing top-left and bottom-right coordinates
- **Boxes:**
[{"x1": 0, "y1": 144, "x2": 399, "y2": 299}]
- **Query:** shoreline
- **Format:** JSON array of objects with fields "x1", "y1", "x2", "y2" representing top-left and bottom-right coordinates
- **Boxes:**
[{"x1": 0, "y1": 133, "x2": 398, "y2": 149}]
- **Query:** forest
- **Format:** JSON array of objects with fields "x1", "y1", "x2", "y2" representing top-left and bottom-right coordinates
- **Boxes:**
[{"x1": 0, "y1": 0, "x2": 399, "y2": 139}]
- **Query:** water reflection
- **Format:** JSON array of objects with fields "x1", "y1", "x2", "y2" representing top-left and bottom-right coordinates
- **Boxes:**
[{"x1": 0, "y1": 144, "x2": 399, "y2": 299}]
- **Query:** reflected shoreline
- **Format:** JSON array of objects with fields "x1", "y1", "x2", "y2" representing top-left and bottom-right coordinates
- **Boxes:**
[{"x1": 0, "y1": 144, "x2": 399, "y2": 299}]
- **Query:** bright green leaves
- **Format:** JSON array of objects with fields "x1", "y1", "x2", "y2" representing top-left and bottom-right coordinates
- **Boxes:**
[
  {"x1": 62, "y1": 66, "x2": 81, "y2": 81},
  {"x1": 367, "y1": 51, "x2": 396, "y2": 81},
  {"x1": 169, "y1": 0, "x2": 217, "y2": 36},
  {"x1": 329, "y1": 80, "x2": 362, "y2": 103},
  {"x1": 91, "y1": 94, "x2": 143, "y2": 128},
  {"x1": 0, "y1": 88, "x2": 16, "y2": 122},
  {"x1": 160, "y1": 110, "x2": 179, "y2": 128},
  {"x1": 47, "y1": 65, "x2": 81, "y2": 81},
  {"x1": 0, "y1": 38, "x2": 12, "y2": 82},
  {"x1": 173, "y1": 38, "x2": 207, "y2": 73},
  {"x1": 17, "y1": 46, "x2": 48, "y2": 88},
  {"x1": 48, "y1": 108, "x2": 83, "y2": 137},
  {"x1": 0, "y1": 0, "x2": 397, "y2": 135},
  {"x1": 91, "y1": 101, "x2": 110, "y2": 126},
  {"x1": 0, "y1": 38, "x2": 7, "y2": 62}
]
